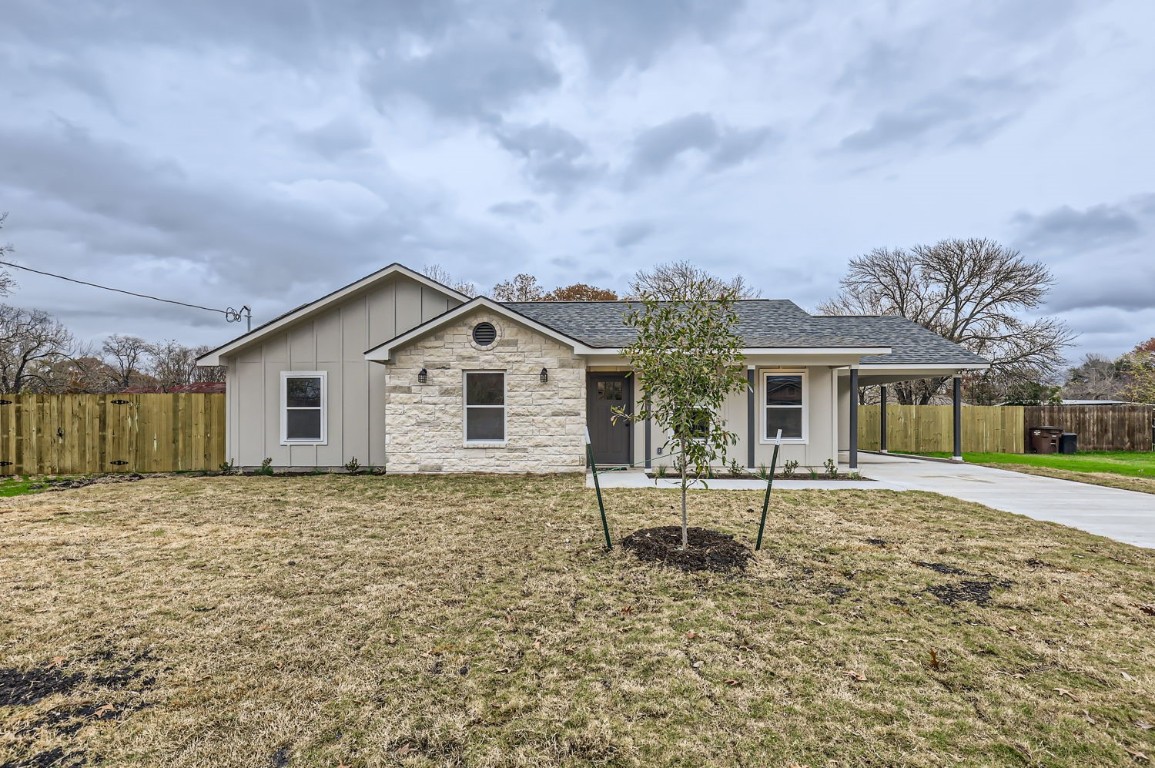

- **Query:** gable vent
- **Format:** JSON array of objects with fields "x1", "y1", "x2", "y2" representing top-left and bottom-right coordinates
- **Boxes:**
[{"x1": 472, "y1": 322, "x2": 497, "y2": 346}]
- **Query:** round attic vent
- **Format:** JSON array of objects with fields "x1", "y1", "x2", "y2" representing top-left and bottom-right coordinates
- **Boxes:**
[{"x1": 472, "y1": 322, "x2": 497, "y2": 346}]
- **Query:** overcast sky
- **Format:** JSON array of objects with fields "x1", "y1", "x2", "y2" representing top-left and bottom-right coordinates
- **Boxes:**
[{"x1": 2, "y1": 0, "x2": 1153, "y2": 361}]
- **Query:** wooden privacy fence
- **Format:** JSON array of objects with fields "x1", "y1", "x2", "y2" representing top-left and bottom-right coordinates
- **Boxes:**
[
  {"x1": 858, "y1": 404, "x2": 1155, "y2": 454},
  {"x1": 0, "y1": 394, "x2": 226, "y2": 476},
  {"x1": 1022, "y1": 405, "x2": 1153, "y2": 452},
  {"x1": 858, "y1": 405, "x2": 1026, "y2": 454}
]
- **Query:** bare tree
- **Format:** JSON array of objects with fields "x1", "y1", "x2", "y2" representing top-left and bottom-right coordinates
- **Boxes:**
[
  {"x1": 148, "y1": 340, "x2": 200, "y2": 391},
  {"x1": 101, "y1": 334, "x2": 152, "y2": 390},
  {"x1": 819, "y1": 239, "x2": 1075, "y2": 404},
  {"x1": 0, "y1": 213, "x2": 16, "y2": 298},
  {"x1": 628, "y1": 260, "x2": 760, "y2": 301},
  {"x1": 423, "y1": 264, "x2": 478, "y2": 297},
  {"x1": 191, "y1": 345, "x2": 226, "y2": 384},
  {"x1": 491, "y1": 273, "x2": 545, "y2": 302},
  {"x1": 1063, "y1": 354, "x2": 1126, "y2": 401},
  {"x1": 0, "y1": 305, "x2": 75, "y2": 393}
]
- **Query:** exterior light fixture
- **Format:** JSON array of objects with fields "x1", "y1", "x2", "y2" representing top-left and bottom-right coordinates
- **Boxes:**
[
  {"x1": 540, "y1": 368, "x2": 549, "y2": 383},
  {"x1": 418, "y1": 368, "x2": 428, "y2": 384}
]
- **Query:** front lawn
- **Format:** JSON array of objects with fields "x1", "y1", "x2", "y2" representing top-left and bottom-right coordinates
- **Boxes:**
[
  {"x1": 2, "y1": 476, "x2": 1154, "y2": 766},
  {"x1": 912, "y1": 451, "x2": 1155, "y2": 494}
]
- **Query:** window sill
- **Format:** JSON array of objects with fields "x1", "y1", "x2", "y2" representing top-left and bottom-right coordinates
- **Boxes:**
[
  {"x1": 464, "y1": 440, "x2": 507, "y2": 449},
  {"x1": 281, "y1": 440, "x2": 328, "y2": 446},
  {"x1": 759, "y1": 438, "x2": 807, "y2": 445}
]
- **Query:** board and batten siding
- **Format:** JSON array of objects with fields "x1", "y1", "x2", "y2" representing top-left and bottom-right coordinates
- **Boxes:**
[
  {"x1": 630, "y1": 365, "x2": 837, "y2": 469},
  {"x1": 224, "y1": 276, "x2": 461, "y2": 468}
]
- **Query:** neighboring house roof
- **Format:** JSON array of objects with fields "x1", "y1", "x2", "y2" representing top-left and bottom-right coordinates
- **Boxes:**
[
  {"x1": 1059, "y1": 399, "x2": 1134, "y2": 406},
  {"x1": 196, "y1": 263, "x2": 469, "y2": 366}
]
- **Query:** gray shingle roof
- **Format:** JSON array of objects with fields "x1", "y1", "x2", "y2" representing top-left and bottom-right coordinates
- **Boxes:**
[{"x1": 503, "y1": 300, "x2": 988, "y2": 368}]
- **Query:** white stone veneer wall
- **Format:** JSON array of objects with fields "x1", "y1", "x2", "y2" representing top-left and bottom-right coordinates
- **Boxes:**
[{"x1": 384, "y1": 312, "x2": 587, "y2": 473}]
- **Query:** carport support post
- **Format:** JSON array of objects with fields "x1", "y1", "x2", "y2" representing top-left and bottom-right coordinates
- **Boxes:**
[
  {"x1": 879, "y1": 385, "x2": 888, "y2": 453},
  {"x1": 849, "y1": 367, "x2": 859, "y2": 471},
  {"x1": 952, "y1": 374, "x2": 963, "y2": 462}
]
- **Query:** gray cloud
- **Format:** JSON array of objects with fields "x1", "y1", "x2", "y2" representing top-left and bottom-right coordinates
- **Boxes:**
[
  {"x1": 363, "y1": 28, "x2": 559, "y2": 120},
  {"x1": 838, "y1": 77, "x2": 1036, "y2": 153},
  {"x1": 549, "y1": 0, "x2": 745, "y2": 78},
  {"x1": 614, "y1": 221, "x2": 654, "y2": 248},
  {"x1": 493, "y1": 122, "x2": 604, "y2": 196},
  {"x1": 1012, "y1": 203, "x2": 1144, "y2": 253},
  {"x1": 305, "y1": 118, "x2": 373, "y2": 160},
  {"x1": 628, "y1": 113, "x2": 774, "y2": 179},
  {"x1": 489, "y1": 200, "x2": 545, "y2": 221}
]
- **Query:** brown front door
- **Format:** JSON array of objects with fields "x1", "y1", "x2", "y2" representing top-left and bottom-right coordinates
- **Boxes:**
[{"x1": 587, "y1": 373, "x2": 632, "y2": 466}]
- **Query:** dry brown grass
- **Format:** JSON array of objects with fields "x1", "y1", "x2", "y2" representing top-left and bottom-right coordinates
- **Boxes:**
[
  {"x1": 2, "y1": 475, "x2": 1154, "y2": 767},
  {"x1": 978, "y1": 464, "x2": 1155, "y2": 495}
]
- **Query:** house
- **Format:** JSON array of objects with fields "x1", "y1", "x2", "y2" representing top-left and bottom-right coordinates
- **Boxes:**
[{"x1": 196, "y1": 264, "x2": 988, "y2": 473}]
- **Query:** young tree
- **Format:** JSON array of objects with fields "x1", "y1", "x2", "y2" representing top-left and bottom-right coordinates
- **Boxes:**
[
  {"x1": 491, "y1": 273, "x2": 545, "y2": 301},
  {"x1": 617, "y1": 291, "x2": 748, "y2": 549},
  {"x1": 820, "y1": 239, "x2": 1075, "y2": 404},
  {"x1": 541, "y1": 283, "x2": 619, "y2": 301},
  {"x1": 1118, "y1": 345, "x2": 1155, "y2": 404},
  {"x1": 628, "y1": 260, "x2": 760, "y2": 301}
]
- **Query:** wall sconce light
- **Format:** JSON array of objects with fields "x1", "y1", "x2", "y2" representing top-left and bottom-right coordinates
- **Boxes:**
[
  {"x1": 540, "y1": 368, "x2": 549, "y2": 383},
  {"x1": 418, "y1": 368, "x2": 428, "y2": 384}
]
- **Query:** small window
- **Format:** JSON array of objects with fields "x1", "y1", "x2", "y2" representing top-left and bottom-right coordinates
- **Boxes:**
[
  {"x1": 688, "y1": 408, "x2": 710, "y2": 441},
  {"x1": 596, "y1": 380, "x2": 624, "y2": 401},
  {"x1": 465, "y1": 371, "x2": 505, "y2": 442},
  {"x1": 472, "y1": 322, "x2": 497, "y2": 346},
  {"x1": 765, "y1": 373, "x2": 805, "y2": 441},
  {"x1": 281, "y1": 372, "x2": 327, "y2": 444}
]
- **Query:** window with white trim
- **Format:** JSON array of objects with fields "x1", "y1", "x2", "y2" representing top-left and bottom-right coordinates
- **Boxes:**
[
  {"x1": 465, "y1": 371, "x2": 505, "y2": 442},
  {"x1": 281, "y1": 372, "x2": 327, "y2": 444},
  {"x1": 764, "y1": 372, "x2": 806, "y2": 441}
]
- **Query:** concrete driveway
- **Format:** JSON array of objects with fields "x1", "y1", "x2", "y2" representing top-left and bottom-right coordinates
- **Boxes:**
[{"x1": 855, "y1": 452, "x2": 1155, "y2": 549}]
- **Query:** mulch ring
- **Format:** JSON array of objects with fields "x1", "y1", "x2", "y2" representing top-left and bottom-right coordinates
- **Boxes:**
[
  {"x1": 27, "y1": 474, "x2": 147, "y2": 493},
  {"x1": 621, "y1": 526, "x2": 752, "y2": 573}
]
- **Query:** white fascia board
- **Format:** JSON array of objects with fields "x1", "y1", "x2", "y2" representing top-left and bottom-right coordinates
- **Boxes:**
[
  {"x1": 364, "y1": 298, "x2": 596, "y2": 361},
  {"x1": 197, "y1": 263, "x2": 470, "y2": 366},
  {"x1": 581, "y1": 346, "x2": 891, "y2": 356},
  {"x1": 857, "y1": 362, "x2": 990, "y2": 372}
]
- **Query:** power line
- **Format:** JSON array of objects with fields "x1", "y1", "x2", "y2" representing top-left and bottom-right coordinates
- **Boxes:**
[{"x1": 0, "y1": 259, "x2": 251, "y2": 328}]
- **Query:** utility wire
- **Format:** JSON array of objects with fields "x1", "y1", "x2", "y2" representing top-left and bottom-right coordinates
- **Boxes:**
[{"x1": 0, "y1": 259, "x2": 251, "y2": 327}]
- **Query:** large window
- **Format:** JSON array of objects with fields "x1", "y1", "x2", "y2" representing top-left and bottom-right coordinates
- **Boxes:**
[
  {"x1": 465, "y1": 371, "x2": 505, "y2": 442},
  {"x1": 281, "y1": 372, "x2": 327, "y2": 444},
  {"x1": 764, "y1": 372, "x2": 806, "y2": 442}
]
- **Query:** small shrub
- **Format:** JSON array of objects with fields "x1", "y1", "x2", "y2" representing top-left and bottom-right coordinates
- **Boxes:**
[
  {"x1": 824, "y1": 458, "x2": 839, "y2": 479},
  {"x1": 656, "y1": 464, "x2": 668, "y2": 479},
  {"x1": 344, "y1": 457, "x2": 361, "y2": 474},
  {"x1": 809, "y1": 468, "x2": 818, "y2": 480},
  {"x1": 256, "y1": 457, "x2": 274, "y2": 476},
  {"x1": 218, "y1": 458, "x2": 237, "y2": 474},
  {"x1": 728, "y1": 459, "x2": 745, "y2": 477},
  {"x1": 782, "y1": 460, "x2": 799, "y2": 479},
  {"x1": 756, "y1": 463, "x2": 770, "y2": 481},
  {"x1": 849, "y1": 471, "x2": 861, "y2": 480}
]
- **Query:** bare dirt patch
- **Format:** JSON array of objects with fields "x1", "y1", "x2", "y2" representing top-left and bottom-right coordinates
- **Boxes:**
[{"x1": 621, "y1": 525, "x2": 752, "y2": 572}]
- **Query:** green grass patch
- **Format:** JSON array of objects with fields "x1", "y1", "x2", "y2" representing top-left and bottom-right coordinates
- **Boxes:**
[
  {"x1": 909, "y1": 451, "x2": 1155, "y2": 478},
  {"x1": 0, "y1": 477, "x2": 48, "y2": 498}
]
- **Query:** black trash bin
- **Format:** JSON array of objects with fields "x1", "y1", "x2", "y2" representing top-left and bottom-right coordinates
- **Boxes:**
[
  {"x1": 1059, "y1": 433, "x2": 1078, "y2": 454},
  {"x1": 1029, "y1": 426, "x2": 1063, "y2": 454}
]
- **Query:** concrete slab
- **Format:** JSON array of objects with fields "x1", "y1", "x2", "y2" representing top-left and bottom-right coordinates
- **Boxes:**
[{"x1": 858, "y1": 453, "x2": 1155, "y2": 549}]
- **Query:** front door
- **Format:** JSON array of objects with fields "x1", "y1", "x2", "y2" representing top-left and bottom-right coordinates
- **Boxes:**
[{"x1": 587, "y1": 373, "x2": 632, "y2": 466}]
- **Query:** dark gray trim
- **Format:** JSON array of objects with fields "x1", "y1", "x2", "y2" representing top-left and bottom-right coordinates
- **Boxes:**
[
  {"x1": 879, "y1": 385, "x2": 888, "y2": 453},
  {"x1": 747, "y1": 368, "x2": 756, "y2": 468},
  {"x1": 849, "y1": 368, "x2": 859, "y2": 470},
  {"x1": 952, "y1": 375, "x2": 963, "y2": 460}
]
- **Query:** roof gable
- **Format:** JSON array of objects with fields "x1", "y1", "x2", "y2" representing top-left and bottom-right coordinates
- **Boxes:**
[{"x1": 197, "y1": 263, "x2": 469, "y2": 366}]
